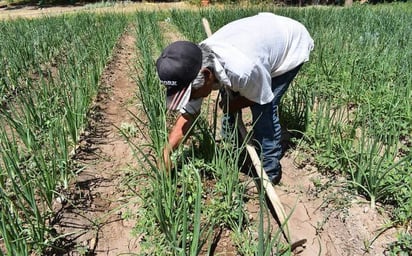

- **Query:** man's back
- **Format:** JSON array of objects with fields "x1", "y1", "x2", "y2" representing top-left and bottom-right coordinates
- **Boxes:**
[{"x1": 202, "y1": 12, "x2": 314, "y2": 77}]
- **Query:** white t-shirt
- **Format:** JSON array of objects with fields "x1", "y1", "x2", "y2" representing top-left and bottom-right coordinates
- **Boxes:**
[{"x1": 181, "y1": 12, "x2": 314, "y2": 115}]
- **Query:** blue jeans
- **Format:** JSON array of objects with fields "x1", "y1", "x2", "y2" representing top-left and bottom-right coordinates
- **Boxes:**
[{"x1": 221, "y1": 64, "x2": 302, "y2": 183}]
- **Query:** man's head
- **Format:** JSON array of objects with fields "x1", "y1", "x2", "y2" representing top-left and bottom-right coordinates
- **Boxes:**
[{"x1": 156, "y1": 41, "x2": 216, "y2": 111}]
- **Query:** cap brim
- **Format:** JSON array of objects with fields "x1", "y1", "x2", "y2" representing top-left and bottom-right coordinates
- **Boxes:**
[{"x1": 166, "y1": 85, "x2": 192, "y2": 111}]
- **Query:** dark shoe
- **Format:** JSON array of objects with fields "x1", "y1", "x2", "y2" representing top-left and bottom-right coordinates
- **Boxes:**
[{"x1": 269, "y1": 171, "x2": 282, "y2": 185}]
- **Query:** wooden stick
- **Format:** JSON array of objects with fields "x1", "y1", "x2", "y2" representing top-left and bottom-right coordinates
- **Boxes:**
[
  {"x1": 236, "y1": 120, "x2": 288, "y2": 226},
  {"x1": 202, "y1": 18, "x2": 212, "y2": 37}
]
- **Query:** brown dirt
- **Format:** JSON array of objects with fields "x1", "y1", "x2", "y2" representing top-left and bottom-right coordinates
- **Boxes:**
[
  {"x1": 277, "y1": 154, "x2": 397, "y2": 255},
  {"x1": 1, "y1": 3, "x2": 401, "y2": 255},
  {"x1": 52, "y1": 27, "x2": 142, "y2": 255},
  {"x1": 0, "y1": 2, "x2": 194, "y2": 20}
]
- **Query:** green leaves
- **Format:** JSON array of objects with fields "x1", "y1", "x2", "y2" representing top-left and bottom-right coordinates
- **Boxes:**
[
  {"x1": 0, "y1": 13, "x2": 128, "y2": 254},
  {"x1": 289, "y1": 4, "x2": 411, "y2": 227}
]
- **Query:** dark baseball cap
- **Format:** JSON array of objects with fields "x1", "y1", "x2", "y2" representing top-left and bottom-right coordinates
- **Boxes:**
[{"x1": 156, "y1": 41, "x2": 202, "y2": 111}]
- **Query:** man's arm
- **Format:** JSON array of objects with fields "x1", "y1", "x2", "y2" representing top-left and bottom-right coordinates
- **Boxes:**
[
  {"x1": 162, "y1": 113, "x2": 195, "y2": 172},
  {"x1": 168, "y1": 113, "x2": 194, "y2": 150}
]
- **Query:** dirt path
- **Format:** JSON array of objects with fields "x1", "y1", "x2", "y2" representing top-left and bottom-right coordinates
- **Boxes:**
[
  {"x1": 0, "y1": 2, "x2": 193, "y2": 20},
  {"x1": 277, "y1": 154, "x2": 397, "y2": 255},
  {"x1": 53, "y1": 27, "x2": 142, "y2": 255}
]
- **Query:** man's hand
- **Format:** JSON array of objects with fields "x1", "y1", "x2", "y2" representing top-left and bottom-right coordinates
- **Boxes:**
[
  {"x1": 162, "y1": 146, "x2": 172, "y2": 173},
  {"x1": 156, "y1": 147, "x2": 170, "y2": 173},
  {"x1": 158, "y1": 114, "x2": 194, "y2": 173}
]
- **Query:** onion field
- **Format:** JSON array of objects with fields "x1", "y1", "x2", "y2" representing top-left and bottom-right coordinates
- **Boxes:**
[{"x1": 0, "y1": 2, "x2": 411, "y2": 255}]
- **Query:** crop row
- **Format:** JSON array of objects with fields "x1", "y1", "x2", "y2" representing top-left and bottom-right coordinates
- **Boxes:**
[{"x1": 0, "y1": 13, "x2": 128, "y2": 254}]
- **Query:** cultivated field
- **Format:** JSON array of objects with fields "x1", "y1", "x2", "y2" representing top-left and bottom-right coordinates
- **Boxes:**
[{"x1": 0, "y1": 2, "x2": 411, "y2": 255}]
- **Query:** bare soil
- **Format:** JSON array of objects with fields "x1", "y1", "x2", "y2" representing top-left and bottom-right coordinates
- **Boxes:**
[
  {"x1": 0, "y1": 1, "x2": 193, "y2": 20},
  {"x1": 51, "y1": 27, "x2": 142, "y2": 255},
  {"x1": 1, "y1": 3, "x2": 401, "y2": 255}
]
